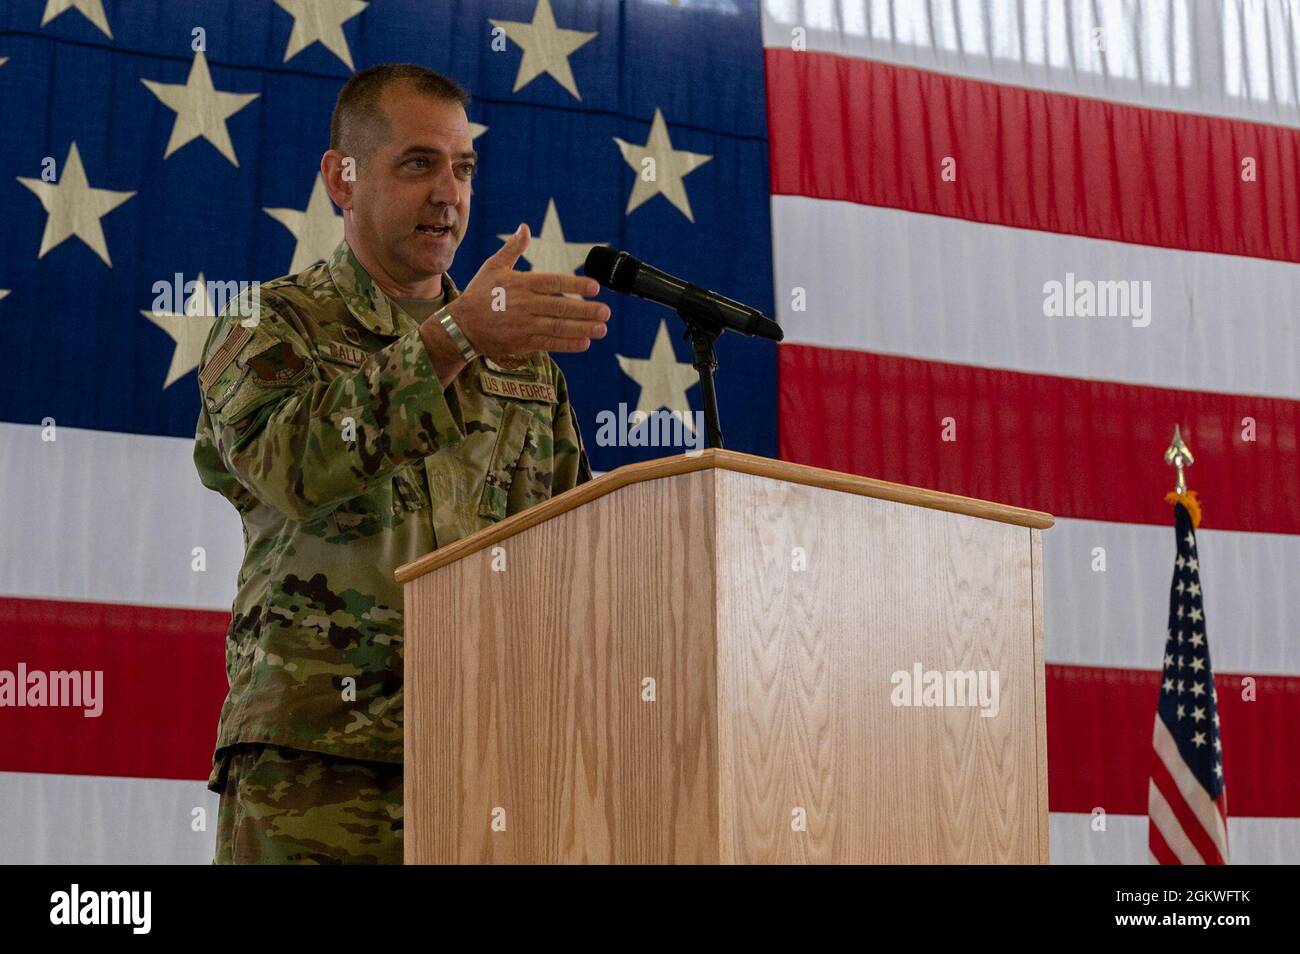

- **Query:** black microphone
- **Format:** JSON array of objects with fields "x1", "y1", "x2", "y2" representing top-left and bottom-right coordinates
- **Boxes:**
[{"x1": 584, "y1": 246, "x2": 784, "y2": 342}]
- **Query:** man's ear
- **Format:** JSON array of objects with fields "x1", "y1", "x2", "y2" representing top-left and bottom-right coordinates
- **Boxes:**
[{"x1": 321, "y1": 150, "x2": 357, "y2": 210}]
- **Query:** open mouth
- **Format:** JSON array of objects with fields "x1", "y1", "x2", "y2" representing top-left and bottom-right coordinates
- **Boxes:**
[{"x1": 416, "y1": 225, "x2": 452, "y2": 236}]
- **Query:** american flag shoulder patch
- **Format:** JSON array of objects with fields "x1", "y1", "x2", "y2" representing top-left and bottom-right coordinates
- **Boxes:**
[{"x1": 198, "y1": 324, "x2": 254, "y2": 392}]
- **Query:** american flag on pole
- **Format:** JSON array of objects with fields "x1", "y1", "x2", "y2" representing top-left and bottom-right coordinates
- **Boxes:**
[{"x1": 1148, "y1": 494, "x2": 1229, "y2": 865}]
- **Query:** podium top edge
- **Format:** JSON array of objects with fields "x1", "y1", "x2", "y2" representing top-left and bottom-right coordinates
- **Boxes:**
[{"x1": 395, "y1": 449, "x2": 1053, "y2": 584}]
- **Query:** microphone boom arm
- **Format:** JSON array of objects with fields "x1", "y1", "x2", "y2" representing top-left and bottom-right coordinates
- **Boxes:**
[{"x1": 676, "y1": 287, "x2": 726, "y2": 450}]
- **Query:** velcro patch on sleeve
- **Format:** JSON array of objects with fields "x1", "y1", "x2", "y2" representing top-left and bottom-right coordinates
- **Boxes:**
[
  {"x1": 246, "y1": 340, "x2": 309, "y2": 385},
  {"x1": 479, "y1": 371, "x2": 557, "y2": 404},
  {"x1": 198, "y1": 324, "x2": 254, "y2": 391},
  {"x1": 321, "y1": 340, "x2": 368, "y2": 367}
]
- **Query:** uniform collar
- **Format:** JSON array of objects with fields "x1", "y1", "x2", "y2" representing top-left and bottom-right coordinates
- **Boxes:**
[{"x1": 327, "y1": 239, "x2": 461, "y2": 337}]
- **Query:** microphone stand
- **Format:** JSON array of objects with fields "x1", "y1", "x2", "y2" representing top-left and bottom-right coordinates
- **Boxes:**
[{"x1": 675, "y1": 287, "x2": 726, "y2": 449}]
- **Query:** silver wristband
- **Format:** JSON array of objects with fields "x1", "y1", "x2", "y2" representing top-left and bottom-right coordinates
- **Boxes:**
[{"x1": 435, "y1": 304, "x2": 477, "y2": 362}]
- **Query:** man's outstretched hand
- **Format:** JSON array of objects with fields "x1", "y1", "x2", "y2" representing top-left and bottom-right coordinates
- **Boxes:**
[{"x1": 419, "y1": 222, "x2": 610, "y2": 388}]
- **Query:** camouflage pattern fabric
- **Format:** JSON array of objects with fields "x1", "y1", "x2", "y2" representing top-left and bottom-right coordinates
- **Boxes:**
[
  {"x1": 212, "y1": 743, "x2": 402, "y2": 865},
  {"x1": 194, "y1": 239, "x2": 593, "y2": 801}
]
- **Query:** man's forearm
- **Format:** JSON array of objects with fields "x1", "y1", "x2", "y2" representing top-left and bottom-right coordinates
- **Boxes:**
[{"x1": 418, "y1": 315, "x2": 469, "y2": 389}]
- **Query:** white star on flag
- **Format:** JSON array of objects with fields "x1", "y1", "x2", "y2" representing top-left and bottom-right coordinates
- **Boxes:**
[
  {"x1": 264, "y1": 175, "x2": 344, "y2": 273},
  {"x1": 141, "y1": 52, "x2": 259, "y2": 166},
  {"x1": 141, "y1": 275, "x2": 219, "y2": 389},
  {"x1": 490, "y1": 0, "x2": 597, "y2": 100},
  {"x1": 41, "y1": 0, "x2": 112, "y2": 38},
  {"x1": 275, "y1": 0, "x2": 368, "y2": 71},
  {"x1": 617, "y1": 319, "x2": 699, "y2": 432},
  {"x1": 614, "y1": 108, "x2": 712, "y2": 221},
  {"x1": 17, "y1": 142, "x2": 135, "y2": 266},
  {"x1": 500, "y1": 199, "x2": 602, "y2": 292}
]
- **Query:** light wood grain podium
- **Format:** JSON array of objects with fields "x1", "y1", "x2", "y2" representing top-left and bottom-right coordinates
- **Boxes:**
[{"x1": 395, "y1": 450, "x2": 1052, "y2": 864}]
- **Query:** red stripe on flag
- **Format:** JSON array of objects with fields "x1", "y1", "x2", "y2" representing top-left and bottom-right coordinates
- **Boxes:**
[
  {"x1": 1150, "y1": 749, "x2": 1225, "y2": 864},
  {"x1": 1149, "y1": 821, "x2": 1181, "y2": 865},
  {"x1": 1047, "y1": 664, "x2": 1300, "y2": 817},
  {"x1": 766, "y1": 49, "x2": 1300, "y2": 262},
  {"x1": 0, "y1": 597, "x2": 226, "y2": 780},
  {"x1": 779, "y1": 344, "x2": 1300, "y2": 534},
  {"x1": 2, "y1": 594, "x2": 1297, "y2": 824}
]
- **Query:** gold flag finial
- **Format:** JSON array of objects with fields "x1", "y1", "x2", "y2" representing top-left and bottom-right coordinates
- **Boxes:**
[{"x1": 1164, "y1": 424, "x2": 1194, "y2": 495}]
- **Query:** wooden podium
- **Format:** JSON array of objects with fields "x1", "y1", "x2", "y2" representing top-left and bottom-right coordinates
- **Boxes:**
[{"x1": 395, "y1": 450, "x2": 1052, "y2": 864}]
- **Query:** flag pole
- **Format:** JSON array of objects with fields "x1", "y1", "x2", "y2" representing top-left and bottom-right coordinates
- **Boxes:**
[
  {"x1": 1164, "y1": 424, "x2": 1194, "y2": 496},
  {"x1": 1148, "y1": 422, "x2": 1228, "y2": 864},
  {"x1": 1163, "y1": 425, "x2": 1201, "y2": 527}
]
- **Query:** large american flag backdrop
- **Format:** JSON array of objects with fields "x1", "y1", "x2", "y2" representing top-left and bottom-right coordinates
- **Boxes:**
[{"x1": 0, "y1": 0, "x2": 1296, "y2": 864}]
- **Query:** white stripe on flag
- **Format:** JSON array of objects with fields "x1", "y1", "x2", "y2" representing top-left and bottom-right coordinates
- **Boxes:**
[
  {"x1": 1153, "y1": 715, "x2": 1230, "y2": 854},
  {"x1": 1049, "y1": 812, "x2": 1300, "y2": 864},
  {"x1": 772, "y1": 196, "x2": 1300, "y2": 399},
  {"x1": 0, "y1": 771, "x2": 219, "y2": 864},
  {"x1": 1045, "y1": 518, "x2": 1300, "y2": 673},
  {"x1": 0, "y1": 422, "x2": 243, "y2": 610},
  {"x1": 1148, "y1": 777, "x2": 1206, "y2": 864}
]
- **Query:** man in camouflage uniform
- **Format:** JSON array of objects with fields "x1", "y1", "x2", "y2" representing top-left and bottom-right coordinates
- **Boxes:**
[{"x1": 194, "y1": 65, "x2": 609, "y2": 863}]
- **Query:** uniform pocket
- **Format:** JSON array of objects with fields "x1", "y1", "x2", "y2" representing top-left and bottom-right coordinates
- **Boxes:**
[
  {"x1": 328, "y1": 484, "x2": 397, "y2": 541},
  {"x1": 392, "y1": 464, "x2": 431, "y2": 512},
  {"x1": 478, "y1": 403, "x2": 532, "y2": 522}
]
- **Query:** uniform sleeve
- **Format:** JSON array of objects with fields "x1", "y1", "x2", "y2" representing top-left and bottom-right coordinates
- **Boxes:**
[
  {"x1": 193, "y1": 296, "x2": 464, "y2": 522},
  {"x1": 550, "y1": 362, "x2": 593, "y2": 492}
]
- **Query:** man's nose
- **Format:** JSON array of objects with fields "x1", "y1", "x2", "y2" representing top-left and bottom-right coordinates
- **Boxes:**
[{"x1": 427, "y1": 160, "x2": 461, "y2": 206}]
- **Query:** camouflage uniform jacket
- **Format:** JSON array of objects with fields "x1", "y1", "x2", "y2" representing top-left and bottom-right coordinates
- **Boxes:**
[{"x1": 193, "y1": 239, "x2": 592, "y2": 789}]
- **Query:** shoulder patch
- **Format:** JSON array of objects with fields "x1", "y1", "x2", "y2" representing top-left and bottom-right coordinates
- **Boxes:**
[
  {"x1": 199, "y1": 324, "x2": 254, "y2": 391},
  {"x1": 484, "y1": 354, "x2": 532, "y2": 374},
  {"x1": 247, "y1": 340, "x2": 309, "y2": 385}
]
